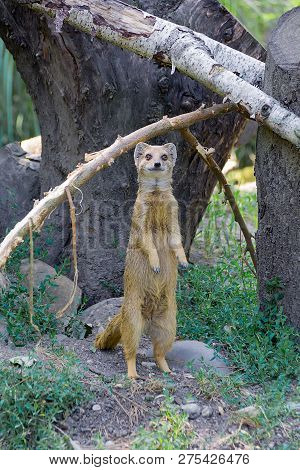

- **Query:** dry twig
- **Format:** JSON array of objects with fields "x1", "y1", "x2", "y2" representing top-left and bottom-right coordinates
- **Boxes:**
[
  {"x1": 56, "y1": 188, "x2": 79, "y2": 318},
  {"x1": 181, "y1": 128, "x2": 257, "y2": 272},
  {"x1": 28, "y1": 219, "x2": 41, "y2": 335}
]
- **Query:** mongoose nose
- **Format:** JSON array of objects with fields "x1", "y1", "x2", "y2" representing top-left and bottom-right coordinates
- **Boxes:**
[{"x1": 154, "y1": 162, "x2": 161, "y2": 168}]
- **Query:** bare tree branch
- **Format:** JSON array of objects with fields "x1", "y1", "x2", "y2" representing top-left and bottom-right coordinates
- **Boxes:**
[
  {"x1": 0, "y1": 103, "x2": 236, "y2": 269},
  {"x1": 181, "y1": 128, "x2": 257, "y2": 272}
]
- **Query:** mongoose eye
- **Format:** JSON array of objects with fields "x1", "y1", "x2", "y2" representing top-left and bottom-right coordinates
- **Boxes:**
[
  {"x1": 161, "y1": 154, "x2": 168, "y2": 161},
  {"x1": 145, "y1": 154, "x2": 152, "y2": 161}
]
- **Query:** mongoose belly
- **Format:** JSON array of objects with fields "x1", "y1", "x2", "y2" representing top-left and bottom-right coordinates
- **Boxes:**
[{"x1": 124, "y1": 247, "x2": 177, "y2": 290}]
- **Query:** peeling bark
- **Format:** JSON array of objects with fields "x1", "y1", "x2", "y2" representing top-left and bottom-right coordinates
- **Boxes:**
[{"x1": 17, "y1": 0, "x2": 300, "y2": 147}]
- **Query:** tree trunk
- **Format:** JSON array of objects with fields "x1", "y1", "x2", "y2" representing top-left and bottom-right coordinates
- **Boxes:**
[
  {"x1": 21, "y1": 0, "x2": 300, "y2": 146},
  {"x1": 0, "y1": 0, "x2": 265, "y2": 303},
  {"x1": 256, "y1": 7, "x2": 300, "y2": 329}
]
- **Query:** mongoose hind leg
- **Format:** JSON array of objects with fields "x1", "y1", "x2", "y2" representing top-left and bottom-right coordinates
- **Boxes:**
[
  {"x1": 150, "y1": 309, "x2": 176, "y2": 374},
  {"x1": 121, "y1": 295, "x2": 144, "y2": 379},
  {"x1": 154, "y1": 351, "x2": 171, "y2": 373}
]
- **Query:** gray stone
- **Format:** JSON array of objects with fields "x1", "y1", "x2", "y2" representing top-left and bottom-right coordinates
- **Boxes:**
[
  {"x1": 145, "y1": 340, "x2": 231, "y2": 376},
  {"x1": 92, "y1": 404, "x2": 101, "y2": 411},
  {"x1": 80, "y1": 297, "x2": 123, "y2": 333},
  {"x1": 142, "y1": 361, "x2": 156, "y2": 368},
  {"x1": 201, "y1": 405, "x2": 213, "y2": 418},
  {"x1": 20, "y1": 259, "x2": 82, "y2": 320},
  {"x1": 181, "y1": 403, "x2": 201, "y2": 420},
  {"x1": 0, "y1": 142, "x2": 40, "y2": 241}
]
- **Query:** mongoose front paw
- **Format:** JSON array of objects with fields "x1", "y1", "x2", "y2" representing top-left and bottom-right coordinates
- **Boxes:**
[
  {"x1": 179, "y1": 261, "x2": 189, "y2": 269},
  {"x1": 152, "y1": 265, "x2": 161, "y2": 274}
]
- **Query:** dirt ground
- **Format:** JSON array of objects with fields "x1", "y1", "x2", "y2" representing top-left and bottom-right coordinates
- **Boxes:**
[
  {"x1": 54, "y1": 334, "x2": 234, "y2": 450},
  {"x1": 1, "y1": 315, "x2": 299, "y2": 450}
]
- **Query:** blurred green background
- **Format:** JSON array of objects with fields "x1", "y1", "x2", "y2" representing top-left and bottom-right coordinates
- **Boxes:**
[
  {"x1": 0, "y1": 0, "x2": 298, "y2": 147},
  {"x1": 0, "y1": 40, "x2": 39, "y2": 147}
]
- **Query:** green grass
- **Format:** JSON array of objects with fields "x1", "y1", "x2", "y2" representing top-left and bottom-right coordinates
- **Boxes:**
[
  {"x1": 0, "y1": 234, "x2": 72, "y2": 346},
  {"x1": 196, "y1": 368, "x2": 299, "y2": 449},
  {"x1": 195, "y1": 188, "x2": 257, "y2": 260},
  {"x1": 178, "y1": 190, "x2": 299, "y2": 383},
  {"x1": 0, "y1": 354, "x2": 89, "y2": 449},
  {"x1": 177, "y1": 261, "x2": 299, "y2": 383},
  {"x1": 0, "y1": 274, "x2": 58, "y2": 346},
  {"x1": 177, "y1": 188, "x2": 299, "y2": 449},
  {"x1": 132, "y1": 394, "x2": 194, "y2": 450}
]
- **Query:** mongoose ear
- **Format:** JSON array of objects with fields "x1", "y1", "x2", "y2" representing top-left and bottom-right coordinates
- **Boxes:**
[
  {"x1": 134, "y1": 142, "x2": 149, "y2": 167},
  {"x1": 164, "y1": 143, "x2": 177, "y2": 164}
]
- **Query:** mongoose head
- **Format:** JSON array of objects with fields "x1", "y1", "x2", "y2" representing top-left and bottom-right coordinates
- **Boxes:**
[{"x1": 134, "y1": 143, "x2": 177, "y2": 179}]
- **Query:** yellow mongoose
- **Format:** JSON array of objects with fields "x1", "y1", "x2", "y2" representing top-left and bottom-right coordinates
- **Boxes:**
[{"x1": 95, "y1": 142, "x2": 188, "y2": 378}]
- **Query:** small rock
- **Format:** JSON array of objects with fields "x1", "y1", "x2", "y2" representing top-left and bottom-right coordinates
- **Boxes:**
[
  {"x1": 218, "y1": 405, "x2": 225, "y2": 415},
  {"x1": 224, "y1": 325, "x2": 232, "y2": 334},
  {"x1": 92, "y1": 404, "x2": 101, "y2": 411},
  {"x1": 184, "y1": 373, "x2": 194, "y2": 379},
  {"x1": 70, "y1": 440, "x2": 82, "y2": 450},
  {"x1": 145, "y1": 340, "x2": 231, "y2": 376},
  {"x1": 142, "y1": 361, "x2": 156, "y2": 368},
  {"x1": 154, "y1": 394, "x2": 165, "y2": 402},
  {"x1": 181, "y1": 403, "x2": 201, "y2": 420},
  {"x1": 287, "y1": 402, "x2": 300, "y2": 413},
  {"x1": 174, "y1": 396, "x2": 182, "y2": 405},
  {"x1": 105, "y1": 440, "x2": 114, "y2": 449},
  {"x1": 235, "y1": 405, "x2": 260, "y2": 419},
  {"x1": 20, "y1": 259, "x2": 82, "y2": 324},
  {"x1": 80, "y1": 297, "x2": 124, "y2": 331},
  {"x1": 10, "y1": 356, "x2": 36, "y2": 368},
  {"x1": 201, "y1": 405, "x2": 213, "y2": 418}
]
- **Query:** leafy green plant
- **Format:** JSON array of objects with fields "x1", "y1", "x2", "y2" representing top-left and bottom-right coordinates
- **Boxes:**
[
  {"x1": 0, "y1": 357, "x2": 89, "y2": 449},
  {"x1": 194, "y1": 189, "x2": 257, "y2": 260},
  {"x1": 177, "y1": 259, "x2": 299, "y2": 383},
  {"x1": 178, "y1": 189, "x2": 299, "y2": 383},
  {"x1": 0, "y1": 234, "x2": 77, "y2": 345},
  {"x1": 132, "y1": 394, "x2": 194, "y2": 450},
  {"x1": 0, "y1": 274, "x2": 58, "y2": 346}
]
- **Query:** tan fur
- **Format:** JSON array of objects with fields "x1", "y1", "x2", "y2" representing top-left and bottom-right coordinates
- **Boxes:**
[{"x1": 95, "y1": 143, "x2": 188, "y2": 378}]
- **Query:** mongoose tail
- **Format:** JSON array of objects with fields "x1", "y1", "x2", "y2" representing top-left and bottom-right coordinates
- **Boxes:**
[{"x1": 95, "y1": 313, "x2": 122, "y2": 350}]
